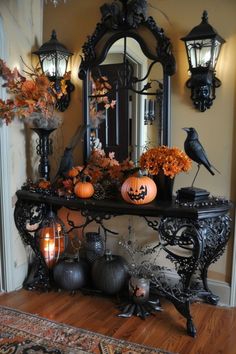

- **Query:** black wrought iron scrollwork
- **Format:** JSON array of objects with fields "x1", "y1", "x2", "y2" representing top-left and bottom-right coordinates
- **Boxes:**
[
  {"x1": 158, "y1": 215, "x2": 231, "y2": 305},
  {"x1": 197, "y1": 215, "x2": 231, "y2": 304},
  {"x1": 143, "y1": 216, "x2": 160, "y2": 232},
  {"x1": 14, "y1": 200, "x2": 50, "y2": 290},
  {"x1": 79, "y1": 0, "x2": 175, "y2": 82},
  {"x1": 67, "y1": 209, "x2": 118, "y2": 238},
  {"x1": 159, "y1": 217, "x2": 203, "y2": 292},
  {"x1": 14, "y1": 200, "x2": 45, "y2": 246}
]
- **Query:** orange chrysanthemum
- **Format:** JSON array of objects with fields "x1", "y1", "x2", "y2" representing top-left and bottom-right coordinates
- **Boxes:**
[{"x1": 140, "y1": 145, "x2": 192, "y2": 179}]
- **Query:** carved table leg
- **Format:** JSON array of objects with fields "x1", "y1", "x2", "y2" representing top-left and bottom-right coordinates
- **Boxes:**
[
  {"x1": 156, "y1": 214, "x2": 231, "y2": 334},
  {"x1": 157, "y1": 217, "x2": 205, "y2": 336},
  {"x1": 14, "y1": 199, "x2": 50, "y2": 291},
  {"x1": 197, "y1": 215, "x2": 231, "y2": 304},
  {"x1": 172, "y1": 298, "x2": 197, "y2": 337}
]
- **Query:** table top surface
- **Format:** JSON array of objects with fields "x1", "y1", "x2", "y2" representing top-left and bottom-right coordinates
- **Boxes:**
[{"x1": 16, "y1": 189, "x2": 232, "y2": 220}]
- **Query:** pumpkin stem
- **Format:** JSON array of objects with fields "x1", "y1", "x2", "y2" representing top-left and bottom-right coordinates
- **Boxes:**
[
  {"x1": 105, "y1": 249, "x2": 113, "y2": 261},
  {"x1": 137, "y1": 169, "x2": 147, "y2": 177},
  {"x1": 81, "y1": 174, "x2": 92, "y2": 183}
]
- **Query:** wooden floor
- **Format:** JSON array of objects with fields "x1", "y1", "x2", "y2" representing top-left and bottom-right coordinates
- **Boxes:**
[{"x1": 0, "y1": 289, "x2": 236, "y2": 354}]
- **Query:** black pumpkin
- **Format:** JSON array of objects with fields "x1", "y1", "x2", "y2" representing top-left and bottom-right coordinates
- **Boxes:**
[
  {"x1": 91, "y1": 250, "x2": 128, "y2": 295},
  {"x1": 53, "y1": 258, "x2": 89, "y2": 291}
]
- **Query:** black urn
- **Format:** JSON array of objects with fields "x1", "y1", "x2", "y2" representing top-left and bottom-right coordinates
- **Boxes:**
[
  {"x1": 53, "y1": 258, "x2": 88, "y2": 291},
  {"x1": 91, "y1": 250, "x2": 128, "y2": 295},
  {"x1": 84, "y1": 231, "x2": 105, "y2": 263}
]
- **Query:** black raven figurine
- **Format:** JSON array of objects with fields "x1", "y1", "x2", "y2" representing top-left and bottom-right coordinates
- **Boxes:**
[
  {"x1": 53, "y1": 124, "x2": 90, "y2": 181},
  {"x1": 183, "y1": 127, "x2": 219, "y2": 186}
]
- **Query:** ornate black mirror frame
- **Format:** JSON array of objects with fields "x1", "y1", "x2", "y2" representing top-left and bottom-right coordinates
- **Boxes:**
[{"x1": 79, "y1": 0, "x2": 176, "y2": 163}]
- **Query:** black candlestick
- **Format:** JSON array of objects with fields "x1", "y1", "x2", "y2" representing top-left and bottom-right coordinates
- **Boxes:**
[{"x1": 32, "y1": 128, "x2": 55, "y2": 181}]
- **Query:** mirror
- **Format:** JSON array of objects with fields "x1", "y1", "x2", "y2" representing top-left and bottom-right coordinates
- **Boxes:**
[{"x1": 79, "y1": 0, "x2": 176, "y2": 164}]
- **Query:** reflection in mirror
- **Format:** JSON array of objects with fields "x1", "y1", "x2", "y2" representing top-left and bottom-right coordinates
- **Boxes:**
[
  {"x1": 88, "y1": 38, "x2": 164, "y2": 164},
  {"x1": 79, "y1": 0, "x2": 176, "y2": 165}
]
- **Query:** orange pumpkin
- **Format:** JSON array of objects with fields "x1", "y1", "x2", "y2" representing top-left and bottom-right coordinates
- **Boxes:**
[
  {"x1": 121, "y1": 175, "x2": 157, "y2": 205},
  {"x1": 67, "y1": 167, "x2": 79, "y2": 178},
  {"x1": 38, "y1": 179, "x2": 51, "y2": 190},
  {"x1": 74, "y1": 180, "x2": 94, "y2": 199}
]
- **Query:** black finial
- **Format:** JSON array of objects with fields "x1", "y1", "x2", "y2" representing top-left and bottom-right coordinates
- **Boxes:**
[
  {"x1": 51, "y1": 30, "x2": 57, "y2": 40},
  {"x1": 201, "y1": 10, "x2": 208, "y2": 23}
]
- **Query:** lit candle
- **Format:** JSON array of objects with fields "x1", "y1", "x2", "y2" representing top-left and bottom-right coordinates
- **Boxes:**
[
  {"x1": 42, "y1": 232, "x2": 55, "y2": 268},
  {"x1": 39, "y1": 224, "x2": 65, "y2": 268}
]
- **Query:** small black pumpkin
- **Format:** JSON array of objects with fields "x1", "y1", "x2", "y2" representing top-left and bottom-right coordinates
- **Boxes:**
[
  {"x1": 53, "y1": 258, "x2": 89, "y2": 291},
  {"x1": 91, "y1": 250, "x2": 128, "y2": 295}
]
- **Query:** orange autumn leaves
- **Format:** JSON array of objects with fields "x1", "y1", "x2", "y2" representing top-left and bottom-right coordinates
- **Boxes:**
[
  {"x1": 140, "y1": 145, "x2": 192, "y2": 179},
  {"x1": 85, "y1": 149, "x2": 134, "y2": 183},
  {"x1": 0, "y1": 59, "x2": 69, "y2": 124},
  {"x1": 89, "y1": 75, "x2": 116, "y2": 128},
  {"x1": 56, "y1": 149, "x2": 134, "y2": 196}
]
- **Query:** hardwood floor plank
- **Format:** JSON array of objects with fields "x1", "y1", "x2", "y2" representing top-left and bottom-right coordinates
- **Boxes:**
[{"x1": 0, "y1": 289, "x2": 236, "y2": 354}]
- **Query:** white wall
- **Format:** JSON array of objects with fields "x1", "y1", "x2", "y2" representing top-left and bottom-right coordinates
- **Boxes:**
[{"x1": 0, "y1": 0, "x2": 43, "y2": 290}]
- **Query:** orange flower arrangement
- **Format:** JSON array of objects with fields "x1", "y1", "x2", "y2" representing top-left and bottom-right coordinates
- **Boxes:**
[
  {"x1": 140, "y1": 145, "x2": 192, "y2": 179},
  {"x1": 0, "y1": 58, "x2": 69, "y2": 126}
]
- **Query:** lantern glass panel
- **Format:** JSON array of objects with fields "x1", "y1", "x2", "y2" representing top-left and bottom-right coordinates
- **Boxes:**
[
  {"x1": 211, "y1": 39, "x2": 221, "y2": 69},
  {"x1": 186, "y1": 39, "x2": 213, "y2": 69},
  {"x1": 40, "y1": 53, "x2": 68, "y2": 78},
  {"x1": 38, "y1": 213, "x2": 67, "y2": 268},
  {"x1": 57, "y1": 53, "x2": 68, "y2": 77},
  {"x1": 40, "y1": 53, "x2": 56, "y2": 77}
]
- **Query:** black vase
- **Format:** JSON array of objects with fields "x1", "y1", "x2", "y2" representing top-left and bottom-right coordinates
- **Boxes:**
[
  {"x1": 153, "y1": 171, "x2": 175, "y2": 201},
  {"x1": 32, "y1": 128, "x2": 55, "y2": 181},
  {"x1": 84, "y1": 232, "x2": 105, "y2": 263}
]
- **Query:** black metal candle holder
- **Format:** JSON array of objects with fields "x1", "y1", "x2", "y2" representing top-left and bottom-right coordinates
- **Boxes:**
[
  {"x1": 117, "y1": 297, "x2": 162, "y2": 319},
  {"x1": 32, "y1": 128, "x2": 55, "y2": 181}
]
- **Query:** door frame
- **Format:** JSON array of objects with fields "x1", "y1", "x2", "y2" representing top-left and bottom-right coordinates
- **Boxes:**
[
  {"x1": 230, "y1": 211, "x2": 236, "y2": 306},
  {"x1": 0, "y1": 15, "x2": 14, "y2": 292}
]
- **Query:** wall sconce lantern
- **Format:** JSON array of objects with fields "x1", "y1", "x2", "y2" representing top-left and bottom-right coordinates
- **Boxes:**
[
  {"x1": 38, "y1": 209, "x2": 68, "y2": 269},
  {"x1": 144, "y1": 98, "x2": 156, "y2": 125},
  {"x1": 33, "y1": 30, "x2": 74, "y2": 112},
  {"x1": 181, "y1": 11, "x2": 225, "y2": 112}
]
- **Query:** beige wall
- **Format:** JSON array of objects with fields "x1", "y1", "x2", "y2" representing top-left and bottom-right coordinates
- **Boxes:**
[
  {"x1": 0, "y1": 0, "x2": 43, "y2": 289},
  {"x1": 42, "y1": 0, "x2": 235, "y2": 285}
]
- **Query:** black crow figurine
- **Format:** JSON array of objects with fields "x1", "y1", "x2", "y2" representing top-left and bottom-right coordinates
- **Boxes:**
[
  {"x1": 53, "y1": 124, "x2": 90, "y2": 181},
  {"x1": 183, "y1": 127, "x2": 220, "y2": 186}
]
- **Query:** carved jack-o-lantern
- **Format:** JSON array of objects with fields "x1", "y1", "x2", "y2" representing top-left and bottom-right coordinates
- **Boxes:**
[{"x1": 121, "y1": 175, "x2": 157, "y2": 205}]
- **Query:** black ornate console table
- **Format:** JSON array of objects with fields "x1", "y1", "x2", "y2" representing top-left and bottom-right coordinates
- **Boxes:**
[{"x1": 14, "y1": 189, "x2": 232, "y2": 337}]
